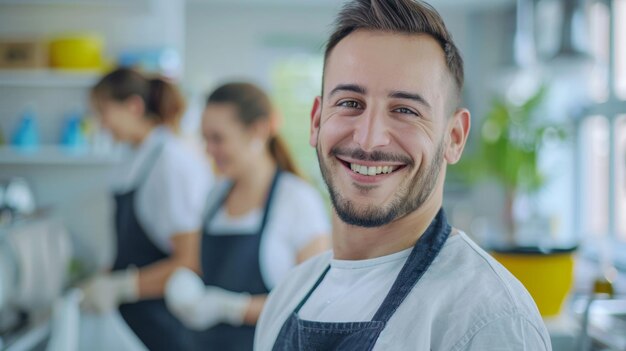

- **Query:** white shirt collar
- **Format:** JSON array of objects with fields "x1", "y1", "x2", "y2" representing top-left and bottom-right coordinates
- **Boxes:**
[{"x1": 113, "y1": 126, "x2": 170, "y2": 191}]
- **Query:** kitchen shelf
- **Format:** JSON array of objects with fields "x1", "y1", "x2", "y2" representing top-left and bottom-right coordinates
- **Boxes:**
[
  {"x1": 0, "y1": 145, "x2": 120, "y2": 165},
  {"x1": 0, "y1": 69, "x2": 101, "y2": 88}
]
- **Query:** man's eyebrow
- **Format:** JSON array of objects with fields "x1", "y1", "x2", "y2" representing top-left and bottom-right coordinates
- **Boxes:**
[
  {"x1": 329, "y1": 84, "x2": 367, "y2": 97},
  {"x1": 389, "y1": 90, "x2": 431, "y2": 109}
]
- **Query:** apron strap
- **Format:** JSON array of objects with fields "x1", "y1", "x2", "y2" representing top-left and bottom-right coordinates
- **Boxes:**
[
  {"x1": 371, "y1": 208, "x2": 451, "y2": 322},
  {"x1": 293, "y1": 265, "x2": 331, "y2": 314},
  {"x1": 258, "y1": 169, "x2": 282, "y2": 232},
  {"x1": 132, "y1": 142, "x2": 165, "y2": 189},
  {"x1": 204, "y1": 169, "x2": 282, "y2": 234},
  {"x1": 204, "y1": 182, "x2": 235, "y2": 226}
]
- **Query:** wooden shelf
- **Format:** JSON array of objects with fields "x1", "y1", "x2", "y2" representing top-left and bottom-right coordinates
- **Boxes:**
[
  {"x1": 0, "y1": 69, "x2": 101, "y2": 88},
  {"x1": 0, "y1": 145, "x2": 120, "y2": 165}
]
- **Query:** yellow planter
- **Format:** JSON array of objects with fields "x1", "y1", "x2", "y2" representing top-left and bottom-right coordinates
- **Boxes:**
[{"x1": 492, "y1": 247, "x2": 575, "y2": 317}]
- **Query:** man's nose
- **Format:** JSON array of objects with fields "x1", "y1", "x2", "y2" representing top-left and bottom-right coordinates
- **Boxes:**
[{"x1": 352, "y1": 107, "x2": 390, "y2": 152}]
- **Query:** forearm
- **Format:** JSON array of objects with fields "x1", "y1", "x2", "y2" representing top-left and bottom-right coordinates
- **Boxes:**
[
  {"x1": 243, "y1": 294, "x2": 268, "y2": 325},
  {"x1": 136, "y1": 256, "x2": 197, "y2": 299},
  {"x1": 137, "y1": 231, "x2": 200, "y2": 299}
]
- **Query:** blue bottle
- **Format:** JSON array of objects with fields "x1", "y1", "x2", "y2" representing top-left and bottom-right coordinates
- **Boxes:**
[
  {"x1": 11, "y1": 109, "x2": 39, "y2": 152},
  {"x1": 61, "y1": 112, "x2": 87, "y2": 153}
]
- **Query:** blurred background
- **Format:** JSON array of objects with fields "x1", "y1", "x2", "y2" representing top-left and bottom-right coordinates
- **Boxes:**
[{"x1": 0, "y1": 0, "x2": 625, "y2": 350}]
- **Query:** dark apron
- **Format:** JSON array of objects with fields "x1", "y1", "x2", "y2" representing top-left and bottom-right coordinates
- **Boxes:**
[
  {"x1": 193, "y1": 170, "x2": 281, "y2": 351},
  {"x1": 112, "y1": 144, "x2": 191, "y2": 351},
  {"x1": 271, "y1": 208, "x2": 451, "y2": 351}
]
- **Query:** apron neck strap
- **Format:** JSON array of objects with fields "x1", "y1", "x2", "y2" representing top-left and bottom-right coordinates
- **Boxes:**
[
  {"x1": 371, "y1": 208, "x2": 451, "y2": 322},
  {"x1": 205, "y1": 168, "x2": 283, "y2": 230},
  {"x1": 258, "y1": 169, "x2": 282, "y2": 231},
  {"x1": 133, "y1": 142, "x2": 165, "y2": 188}
]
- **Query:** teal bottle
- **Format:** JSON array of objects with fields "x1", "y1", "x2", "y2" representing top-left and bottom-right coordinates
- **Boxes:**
[{"x1": 11, "y1": 109, "x2": 39, "y2": 152}]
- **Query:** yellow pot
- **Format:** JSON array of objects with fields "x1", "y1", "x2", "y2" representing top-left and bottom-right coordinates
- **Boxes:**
[
  {"x1": 49, "y1": 35, "x2": 104, "y2": 69},
  {"x1": 492, "y1": 247, "x2": 576, "y2": 317}
]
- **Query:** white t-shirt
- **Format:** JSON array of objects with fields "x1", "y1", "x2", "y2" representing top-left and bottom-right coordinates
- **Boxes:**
[
  {"x1": 255, "y1": 232, "x2": 552, "y2": 351},
  {"x1": 204, "y1": 172, "x2": 331, "y2": 290},
  {"x1": 113, "y1": 126, "x2": 213, "y2": 253}
]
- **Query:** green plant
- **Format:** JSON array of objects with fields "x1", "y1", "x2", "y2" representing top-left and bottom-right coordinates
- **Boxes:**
[{"x1": 451, "y1": 86, "x2": 567, "y2": 244}]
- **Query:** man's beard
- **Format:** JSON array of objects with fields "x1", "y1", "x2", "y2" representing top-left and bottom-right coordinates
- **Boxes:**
[{"x1": 317, "y1": 140, "x2": 445, "y2": 228}]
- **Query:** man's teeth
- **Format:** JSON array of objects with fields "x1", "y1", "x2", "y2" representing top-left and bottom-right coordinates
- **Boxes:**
[{"x1": 350, "y1": 163, "x2": 396, "y2": 176}]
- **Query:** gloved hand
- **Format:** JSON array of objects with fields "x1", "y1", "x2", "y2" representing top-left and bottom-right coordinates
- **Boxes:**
[
  {"x1": 165, "y1": 267, "x2": 251, "y2": 330},
  {"x1": 80, "y1": 268, "x2": 138, "y2": 313}
]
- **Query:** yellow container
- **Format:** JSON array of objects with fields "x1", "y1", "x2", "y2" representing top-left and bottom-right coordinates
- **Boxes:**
[
  {"x1": 49, "y1": 35, "x2": 103, "y2": 69},
  {"x1": 492, "y1": 247, "x2": 575, "y2": 317}
]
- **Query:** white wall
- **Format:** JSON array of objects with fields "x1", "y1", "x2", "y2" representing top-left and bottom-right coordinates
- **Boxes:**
[
  {"x1": 184, "y1": 3, "x2": 338, "y2": 93},
  {"x1": 183, "y1": 2, "x2": 476, "y2": 94}
]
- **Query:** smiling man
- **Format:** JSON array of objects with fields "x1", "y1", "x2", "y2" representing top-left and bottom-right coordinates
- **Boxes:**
[{"x1": 255, "y1": 1, "x2": 551, "y2": 350}]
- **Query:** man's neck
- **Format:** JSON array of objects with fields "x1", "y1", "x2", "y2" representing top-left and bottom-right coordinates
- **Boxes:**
[{"x1": 332, "y1": 197, "x2": 442, "y2": 260}]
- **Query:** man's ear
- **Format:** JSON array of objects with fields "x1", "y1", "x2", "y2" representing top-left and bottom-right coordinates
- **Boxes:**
[
  {"x1": 444, "y1": 108, "x2": 471, "y2": 164},
  {"x1": 310, "y1": 96, "x2": 322, "y2": 148}
]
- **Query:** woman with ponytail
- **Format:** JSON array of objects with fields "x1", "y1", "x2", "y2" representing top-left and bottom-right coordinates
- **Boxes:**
[
  {"x1": 165, "y1": 82, "x2": 330, "y2": 351},
  {"x1": 83, "y1": 67, "x2": 212, "y2": 351}
]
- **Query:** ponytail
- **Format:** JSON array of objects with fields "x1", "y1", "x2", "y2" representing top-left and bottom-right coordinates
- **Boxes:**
[
  {"x1": 268, "y1": 135, "x2": 302, "y2": 177},
  {"x1": 147, "y1": 78, "x2": 185, "y2": 127}
]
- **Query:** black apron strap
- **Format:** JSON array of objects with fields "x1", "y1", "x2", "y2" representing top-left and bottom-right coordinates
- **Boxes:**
[
  {"x1": 132, "y1": 141, "x2": 165, "y2": 189},
  {"x1": 204, "y1": 169, "x2": 282, "y2": 233},
  {"x1": 372, "y1": 208, "x2": 450, "y2": 322},
  {"x1": 293, "y1": 265, "x2": 331, "y2": 314}
]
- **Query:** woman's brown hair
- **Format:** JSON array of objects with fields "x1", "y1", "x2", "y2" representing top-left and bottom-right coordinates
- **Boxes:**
[
  {"x1": 91, "y1": 67, "x2": 185, "y2": 127},
  {"x1": 206, "y1": 82, "x2": 301, "y2": 177}
]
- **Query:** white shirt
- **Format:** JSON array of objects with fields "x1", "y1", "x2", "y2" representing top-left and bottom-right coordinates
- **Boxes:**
[
  {"x1": 113, "y1": 126, "x2": 212, "y2": 253},
  {"x1": 205, "y1": 173, "x2": 331, "y2": 289},
  {"x1": 255, "y1": 232, "x2": 552, "y2": 351}
]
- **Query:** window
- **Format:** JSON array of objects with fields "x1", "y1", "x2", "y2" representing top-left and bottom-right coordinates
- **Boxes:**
[
  {"x1": 589, "y1": 1, "x2": 610, "y2": 102},
  {"x1": 580, "y1": 116, "x2": 610, "y2": 238},
  {"x1": 615, "y1": 115, "x2": 626, "y2": 241},
  {"x1": 615, "y1": 0, "x2": 626, "y2": 99},
  {"x1": 269, "y1": 53, "x2": 323, "y2": 179},
  {"x1": 578, "y1": 0, "x2": 626, "y2": 247}
]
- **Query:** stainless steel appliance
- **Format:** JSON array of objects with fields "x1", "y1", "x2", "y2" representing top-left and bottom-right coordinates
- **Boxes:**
[{"x1": 0, "y1": 215, "x2": 73, "y2": 350}]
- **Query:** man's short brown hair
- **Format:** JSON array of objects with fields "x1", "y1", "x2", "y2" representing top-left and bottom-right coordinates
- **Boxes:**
[{"x1": 324, "y1": 0, "x2": 464, "y2": 97}]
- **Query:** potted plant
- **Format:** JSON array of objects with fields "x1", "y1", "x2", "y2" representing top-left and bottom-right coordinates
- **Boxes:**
[
  {"x1": 453, "y1": 85, "x2": 568, "y2": 245},
  {"x1": 451, "y1": 86, "x2": 576, "y2": 316}
]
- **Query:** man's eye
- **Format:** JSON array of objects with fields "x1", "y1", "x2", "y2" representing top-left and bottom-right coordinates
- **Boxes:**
[
  {"x1": 339, "y1": 100, "x2": 360, "y2": 109},
  {"x1": 394, "y1": 107, "x2": 418, "y2": 116}
]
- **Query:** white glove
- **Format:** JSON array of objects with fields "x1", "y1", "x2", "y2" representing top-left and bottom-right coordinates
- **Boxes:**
[
  {"x1": 80, "y1": 269, "x2": 138, "y2": 314},
  {"x1": 165, "y1": 267, "x2": 251, "y2": 330}
]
